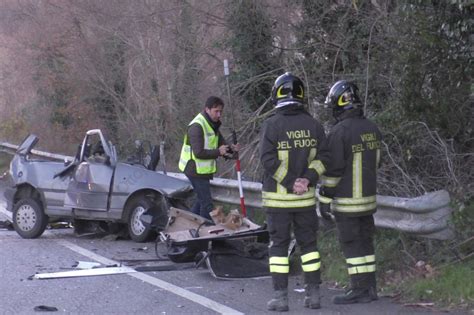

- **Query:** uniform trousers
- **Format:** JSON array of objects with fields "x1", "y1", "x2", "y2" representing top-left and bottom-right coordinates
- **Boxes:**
[{"x1": 266, "y1": 210, "x2": 320, "y2": 289}]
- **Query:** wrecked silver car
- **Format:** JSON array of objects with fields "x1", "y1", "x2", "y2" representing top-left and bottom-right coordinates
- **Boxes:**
[{"x1": 4, "y1": 129, "x2": 193, "y2": 242}]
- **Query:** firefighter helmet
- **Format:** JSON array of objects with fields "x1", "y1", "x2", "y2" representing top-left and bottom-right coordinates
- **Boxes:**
[
  {"x1": 325, "y1": 80, "x2": 362, "y2": 118},
  {"x1": 271, "y1": 72, "x2": 305, "y2": 107}
]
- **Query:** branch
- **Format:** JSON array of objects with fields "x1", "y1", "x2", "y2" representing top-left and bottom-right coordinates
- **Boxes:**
[{"x1": 364, "y1": 15, "x2": 381, "y2": 112}]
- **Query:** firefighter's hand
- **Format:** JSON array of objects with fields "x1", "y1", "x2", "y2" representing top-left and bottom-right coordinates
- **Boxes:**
[
  {"x1": 293, "y1": 178, "x2": 309, "y2": 195},
  {"x1": 319, "y1": 202, "x2": 332, "y2": 221}
]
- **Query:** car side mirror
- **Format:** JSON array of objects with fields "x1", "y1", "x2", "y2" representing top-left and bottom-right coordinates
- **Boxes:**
[{"x1": 64, "y1": 159, "x2": 72, "y2": 166}]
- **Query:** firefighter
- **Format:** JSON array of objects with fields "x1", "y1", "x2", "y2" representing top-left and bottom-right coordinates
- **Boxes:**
[
  {"x1": 260, "y1": 72, "x2": 329, "y2": 311},
  {"x1": 179, "y1": 96, "x2": 240, "y2": 220},
  {"x1": 319, "y1": 80, "x2": 382, "y2": 304}
]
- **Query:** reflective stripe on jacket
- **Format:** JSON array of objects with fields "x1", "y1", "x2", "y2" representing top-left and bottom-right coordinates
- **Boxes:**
[
  {"x1": 259, "y1": 106, "x2": 329, "y2": 212},
  {"x1": 179, "y1": 113, "x2": 218, "y2": 174},
  {"x1": 321, "y1": 113, "x2": 382, "y2": 216}
]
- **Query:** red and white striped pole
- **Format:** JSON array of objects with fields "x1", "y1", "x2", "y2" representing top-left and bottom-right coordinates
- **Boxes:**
[
  {"x1": 224, "y1": 59, "x2": 247, "y2": 217},
  {"x1": 235, "y1": 155, "x2": 247, "y2": 217}
]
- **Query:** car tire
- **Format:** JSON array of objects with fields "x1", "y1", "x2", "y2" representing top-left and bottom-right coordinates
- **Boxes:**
[
  {"x1": 127, "y1": 198, "x2": 155, "y2": 242},
  {"x1": 12, "y1": 198, "x2": 49, "y2": 239}
]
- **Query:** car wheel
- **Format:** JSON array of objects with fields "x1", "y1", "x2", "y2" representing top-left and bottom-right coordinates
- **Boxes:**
[
  {"x1": 12, "y1": 198, "x2": 49, "y2": 239},
  {"x1": 127, "y1": 198, "x2": 155, "y2": 242}
]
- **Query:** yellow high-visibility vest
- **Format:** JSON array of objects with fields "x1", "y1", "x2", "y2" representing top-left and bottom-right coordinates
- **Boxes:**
[{"x1": 179, "y1": 113, "x2": 218, "y2": 174}]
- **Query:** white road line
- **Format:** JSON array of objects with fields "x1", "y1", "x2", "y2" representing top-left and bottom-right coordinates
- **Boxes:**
[{"x1": 58, "y1": 240, "x2": 244, "y2": 315}]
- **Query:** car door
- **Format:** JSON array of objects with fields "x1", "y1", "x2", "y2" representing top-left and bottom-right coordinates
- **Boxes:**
[
  {"x1": 64, "y1": 162, "x2": 114, "y2": 211},
  {"x1": 64, "y1": 130, "x2": 115, "y2": 211}
]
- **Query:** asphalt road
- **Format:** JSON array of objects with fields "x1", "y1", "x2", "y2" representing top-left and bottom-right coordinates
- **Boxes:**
[{"x1": 0, "y1": 179, "x2": 457, "y2": 315}]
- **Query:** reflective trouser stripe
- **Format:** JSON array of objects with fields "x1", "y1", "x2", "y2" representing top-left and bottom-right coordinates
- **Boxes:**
[
  {"x1": 301, "y1": 251, "x2": 321, "y2": 272},
  {"x1": 365, "y1": 255, "x2": 375, "y2": 263},
  {"x1": 303, "y1": 262, "x2": 321, "y2": 272},
  {"x1": 269, "y1": 256, "x2": 289, "y2": 274},
  {"x1": 346, "y1": 257, "x2": 366, "y2": 265},
  {"x1": 301, "y1": 252, "x2": 320, "y2": 263},
  {"x1": 348, "y1": 264, "x2": 376, "y2": 275},
  {"x1": 346, "y1": 255, "x2": 376, "y2": 275}
]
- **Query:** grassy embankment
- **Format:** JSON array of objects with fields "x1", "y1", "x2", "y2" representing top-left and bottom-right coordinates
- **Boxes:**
[
  {"x1": 319, "y1": 228, "x2": 473, "y2": 311},
  {"x1": 319, "y1": 201, "x2": 474, "y2": 312}
]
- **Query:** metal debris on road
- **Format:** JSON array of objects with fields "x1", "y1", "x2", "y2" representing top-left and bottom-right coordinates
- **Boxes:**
[
  {"x1": 33, "y1": 305, "x2": 58, "y2": 312},
  {"x1": 73, "y1": 261, "x2": 102, "y2": 269},
  {"x1": 31, "y1": 266, "x2": 136, "y2": 280}
]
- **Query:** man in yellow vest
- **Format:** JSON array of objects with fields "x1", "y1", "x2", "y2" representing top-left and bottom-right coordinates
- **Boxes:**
[{"x1": 179, "y1": 96, "x2": 240, "y2": 220}]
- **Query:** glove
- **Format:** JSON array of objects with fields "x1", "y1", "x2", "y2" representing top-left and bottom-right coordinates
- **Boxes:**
[{"x1": 319, "y1": 202, "x2": 332, "y2": 221}]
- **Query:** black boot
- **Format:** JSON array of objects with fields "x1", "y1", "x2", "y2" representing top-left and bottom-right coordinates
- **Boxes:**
[
  {"x1": 303, "y1": 284, "x2": 321, "y2": 309},
  {"x1": 267, "y1": 289, "x2": 289, "y2": 312},
  {"x1": 268, "y1": 274, "x2": 289, "y2": 312},
  {"x1": 368, "y1": 286, "x2": 378, "y2": 301},
  {"x1": 332, "y1": 288, "x2": 371, "y2": 304},
  {"x1": 333, "y1": 274, "x2": 371, "y2": 304},
  {"x1": 368, "y1": 273, "x2": 378, "y2": 300}
]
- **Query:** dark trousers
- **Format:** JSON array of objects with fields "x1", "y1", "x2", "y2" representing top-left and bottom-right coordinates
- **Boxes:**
[
  {"x1": 186, "y1": 175, "x2": 213, "y2": 220},
  {"x1": 334, "y1": 214, "x2": 376, "y2": 289},
  {"x1": 266, "y1": 210, "x2": 320, "y2": 289}
]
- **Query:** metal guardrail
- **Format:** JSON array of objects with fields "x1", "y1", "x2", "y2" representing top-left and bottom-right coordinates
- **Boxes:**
[
  {"x1": 0, "y1": 141, "x2": 454, "y2": 240},
  {"x1": 165, "y1": 173, "x2": 454, "y2": 240},
  {"x1": 0, "y1": 142, "x2": 73, "y2": 161}
]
